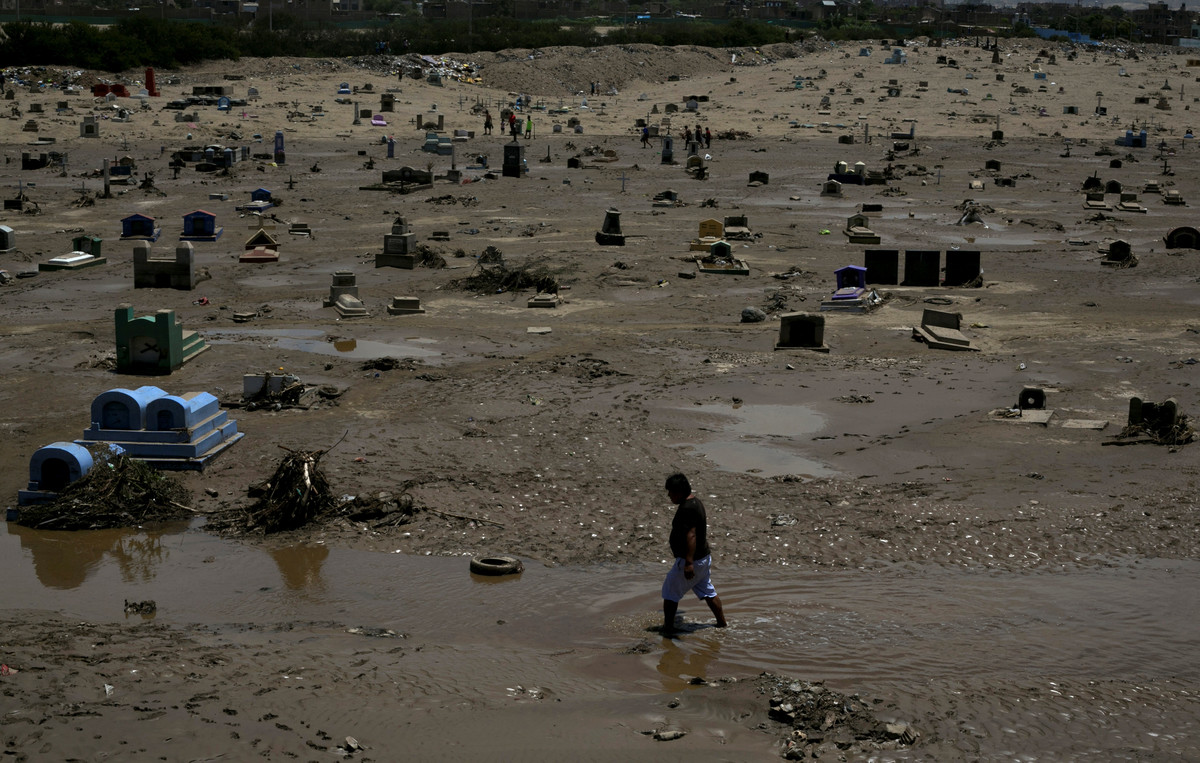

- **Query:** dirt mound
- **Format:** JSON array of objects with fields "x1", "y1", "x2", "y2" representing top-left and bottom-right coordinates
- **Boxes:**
[{"x1": 452, "y1": 44, "x2": 739, "y2": 96}]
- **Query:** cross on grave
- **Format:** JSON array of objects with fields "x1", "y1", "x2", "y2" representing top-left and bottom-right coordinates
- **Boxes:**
[
  {"x1": 287, "y1": 174, "x2": 296, "y2": 190},
  {"x1": 122, "y1": 136, "x2": 129, "y2": 151},
  {"x1": 936, "y1": 168, "x2": 942, "y2": 185},
  {"x1": 620, "y1": 171, "x2": 628, "y2": 193}
]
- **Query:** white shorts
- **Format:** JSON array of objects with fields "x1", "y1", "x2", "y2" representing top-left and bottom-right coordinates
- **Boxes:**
[{"x1": 661, "y1": 555, "x2": 717, "y2": 603}]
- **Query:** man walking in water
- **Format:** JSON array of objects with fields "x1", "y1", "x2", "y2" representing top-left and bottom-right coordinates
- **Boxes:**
[{"x1": 661, "y1": 472, "x2": 727, "y2": 635}]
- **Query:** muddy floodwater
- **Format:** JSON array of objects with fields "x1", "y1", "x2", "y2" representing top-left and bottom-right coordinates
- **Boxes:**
[{"x1": 2, "y1": 520, "x2": 1197, "y2": 760}]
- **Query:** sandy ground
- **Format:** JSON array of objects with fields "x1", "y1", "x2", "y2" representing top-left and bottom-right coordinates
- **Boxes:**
[{"x1": 1, "y1": 38, "x2": 1199, "y2": 759}]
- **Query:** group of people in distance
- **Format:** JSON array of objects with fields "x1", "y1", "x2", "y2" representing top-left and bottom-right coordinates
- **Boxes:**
[
  {"x1": 641, "y1": 123, "x2": 713, "y2": 149},
  {"x1": 482, "y1": 109, "x2": 534, "y2": 139}
]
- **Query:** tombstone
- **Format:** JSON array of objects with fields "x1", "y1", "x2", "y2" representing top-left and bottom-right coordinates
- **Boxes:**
[
  {"x1": 323, "y1": 271, "x2": 369, "y2": 318},
  {"x1": 992, "y1": 49, "x2": 1001, "y2": 65},
  {"x1": 502, "y1": 141, "x2": 525, "y2": 178},
  {"x1": 1164, "y1": 226, "x2": 1200, "y2": 249},
  {"x1": 834, "y1": 265, "x2": 867, "y2": 294},
  {"x1": 180, "y1": 210, "x2": 222, "y2": 241},
  {"x1": 1019, "y1": 387, "x2": 1046, "y2": 410},
  {"x1": 661, "y1": 135, "x2": 674, "y2": 164},
  {"x1": 665, "y1": 103, "x2": 679, "y2": 114},
  {"x1": 120, "y1": 213, "x2": 161, "y2": 242},
  {"x1": 378, "y1": 217, "x2": 416, "y2": 268},
  {"x1": 821, "y1": 179, "x2": 843, "y2": 197},
  {"x1": 73, "y1": 234, "x2": 102, "y2": 257},
  {"x1": 0, "y1": 225, "x2": 14, "y2": 253},
  {"x1": 552, "y1": 124, "x2": 563, "y2": 134},
  {"x1": 18, "y1": 442, "x2": 97, "y2": 505},
  {"x1": 984, "y1": 159, "x2": 1001, "y2": 172},
  {"x1": 775, "y1": 313, "x2": 828, "y2": 351},
  {"x1": 686, "y1": 140, "x2": 700, "y2": 157},
  {"x1": 748, "y1": 171, "x2": 769, "y2": 186},
  {"x1": 944, "y1": 250, "x2": 982, "y2": 286},
  {"x1": 387, "y1": 296, "x2": 425, "y2": 315},
  {"x1": 113, "y1": 305, "x2": 208, "y2": 374},
  {"x1": 240, "y1": 245, "x2": 279, "y2": 264},
  {"x1": 527, "y1": 293, "x2": 560, "y2": 309},
  {"x1": 144, "y1": 67, "x2": 159, "y2": 97},
  {"x1": 217, "y1": 96, "x2": 231, "y2": 112},
  {"x1": 863, "y1": 249, "x2": 899, "y2": 285},
  {"x1": 903, "y1": 250, "x2": 941, "y2": 286},
  {"x1": 1104, "y1": 180, "x2": 1122, "y2": 195},
  {"x1": 567, "y1": 156, "x2": 582, "y2": 169},
  {"x1": 80, "y1": 115, "x2": 99, "y2": 138},
  {"x1": 913, "y1": 309, "x2": 977, "y2": 351},
  {"x1": 77, "y1": 385, "x2": 241, "y2": 468},
  {"x1": 684, "y1": 99, "x2": 699, "y2": 112},
  {"x1": 1128, "y1": 397, "x2": 1180, "y2": 439},
  {"x1": 991, "y1": 130, "x2": 1005, "y2": 141},
  {"x1": 844, "y1": 213, "x2": 879, "y2": 244},
  {"x1": 244, "y1": 228, "x2": 278, "y2": 253},
  {"x1": 1102, "y1": 240, "x2": 1136, "y2": 267},
  {"x1": 595, "y1": 208, "x2": 625, "y2": 246},
  {"x1": 698, "y1": 218, "x2": 723, "y2": 240},
  {"x1": 380, "y1": 93, "x2": 395, "y2": 112},
  {"x1": 247, "y1": 86, "x2": 260, "y2": 101},
  {"x1": 134, "y1": 241, "x2": 197, "y2": 290}
]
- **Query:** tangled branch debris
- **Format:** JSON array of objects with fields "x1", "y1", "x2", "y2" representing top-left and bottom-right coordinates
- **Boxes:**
[
  {"x1": 240, "y1": 446, "x2": 336, "y2": 533},
  {"x1": 209, "y1": 445, "x2": 418, "y2": 534},
  {"x1": 1111, "y1": 414, "x2": 1194, "y2": 446},
  {"x1": 16, "y1": 451, "x2": 192, "y2": 531},
  {"x1": 447, "y1": 258, "x2": 560, "y2": 295}
]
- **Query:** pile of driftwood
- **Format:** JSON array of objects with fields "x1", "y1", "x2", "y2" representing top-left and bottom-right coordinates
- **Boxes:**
[
  {"x1": 240, "y1": 446, "x2": 337, "y2": 533},
  {"x1": 209, "y1": 445, "x2": 418, "y2": 534},
  {"x1": 448, "y1": 256, "x2": 559, "y2": 295},
  {"x1": 16, "y1": 452, "x2": 192, "y2": 531}
]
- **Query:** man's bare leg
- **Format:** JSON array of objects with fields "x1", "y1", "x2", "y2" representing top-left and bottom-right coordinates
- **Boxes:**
[
  {"x1": 705, "y1": 596, "x2": 727, "y2": 627},
  {"x1": 662, "y1": 599, "x2": 680, "y2": 635}
]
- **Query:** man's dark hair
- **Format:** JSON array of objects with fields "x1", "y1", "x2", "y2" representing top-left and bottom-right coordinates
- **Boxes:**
[{"x1": 665, "y1": 472, "x2": 691, "y2": 494}]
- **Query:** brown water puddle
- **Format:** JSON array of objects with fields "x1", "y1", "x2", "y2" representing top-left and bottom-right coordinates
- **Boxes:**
[{"x1": 3, "y1": 520, "x2": 1198, "y2": 758}]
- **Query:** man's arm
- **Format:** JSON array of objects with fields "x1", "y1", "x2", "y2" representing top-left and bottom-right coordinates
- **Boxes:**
[{"x1": 684, "y1": 527, "x2": 697, "y2": 579}]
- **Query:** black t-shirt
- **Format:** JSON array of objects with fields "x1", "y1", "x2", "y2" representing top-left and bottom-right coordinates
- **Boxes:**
[{"x1": 669, "y1": 496, "x2": 711, "y2": 560}]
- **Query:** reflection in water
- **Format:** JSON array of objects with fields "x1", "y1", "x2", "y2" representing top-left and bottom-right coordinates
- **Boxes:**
[
  {"x1": 6, "y1": 521, "x2": 180, "y2": 590},
  {"x1": 269, "y1": 543, "x2": 329, "y2": 592},
  {"x1": 657, "y1": 634, "x2": 722, "y2": 692}
]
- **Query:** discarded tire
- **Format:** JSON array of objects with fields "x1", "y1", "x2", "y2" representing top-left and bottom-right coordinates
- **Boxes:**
[{"x1": 470, "y1": 555, "x2": 524, "y2": 576}]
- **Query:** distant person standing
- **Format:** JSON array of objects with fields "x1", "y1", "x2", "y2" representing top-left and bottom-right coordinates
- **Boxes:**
[
  {"x1": 525, "y1": 115, "x2": 533, "y2": 139},
  {"x1": 483, "y1": 110, "x2": 493, "y2": 135},
  {"x1": 641, "y1": 126, "x2": 651, "y2": 148},
  {"x1": 704, "y1": 127, "x2": 712, "y2": 149},
  {"x1": 660, "y1": 473, "x2": 727, "y2": 636},
  {"x1": 509, "y1": 112, "x2": 518, "y2": 138}
]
